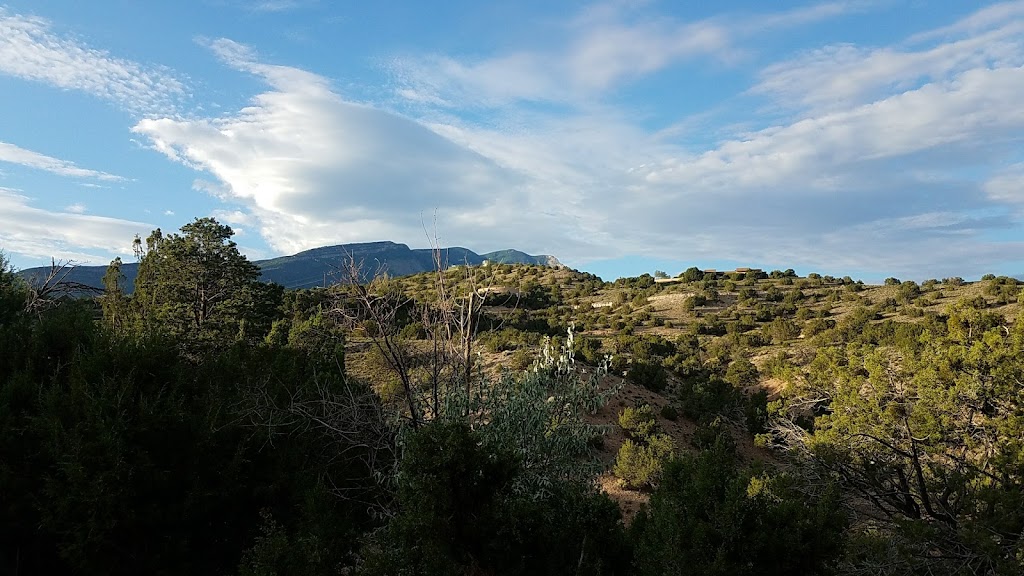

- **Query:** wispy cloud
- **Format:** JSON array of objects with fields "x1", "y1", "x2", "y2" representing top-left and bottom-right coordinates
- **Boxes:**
[
  {"x1": 752, "y1": 4, "x2": 1024, "y2": 113},
  {"x1": 389, "y1": 1, "x2": 859, "y2": 107},
  {"x1": 0, "y1": 141, "x2": 124, "y2": 181},
  {"x1": 384, "y1": 2, "x2": 1024, "y2": 277},
  {"x1": 0, "y1": 7, "x2": 187, "y2": 116},
  {"x1": 0, "y1": 187, "x2": 150, "y2": 264},
  {"x1": 249, "y1": 0, "x2": 307, "y2": 12}
]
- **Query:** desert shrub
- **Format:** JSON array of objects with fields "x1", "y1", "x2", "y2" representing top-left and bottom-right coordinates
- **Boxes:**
[
  {"x1": 725, "y1": 358, "x2": 759, "y2": 388},
  {"x1": 509, "y1": 348, "x2": 533, "y2": 371},
  {"x1": 745, "y1": 389, "x2": 769, "y2": 434},
  {"x1": 399, "y1": 322, "x2": 427, "y2": 340},
  {"x1": 630, "y1": 438, "x2": 847, "y2": 576},
  {"x1": 659, "y1": 404, "x2": 679, "y2": 421},
  {"x1": 692, "y1": 416, "x2": 733, "y2": 450},
  {"x1": 676, "y1": 377, "x2": 739, "y2": 420},
  {"x1": 767, "y1": 317, "x2": 800, "y2": 343},
  {"x1": 573, "y1": 335, "x2": 604, "y2": 365},
  {"x1": 613, "y1": 434, "x2": 675, "y2": 490},
  {"x1": 362, "y1": 421, "x2": 631, "y2": 576},
  {"x1": 682, "y1": 294, "x2": 706, "y2": 311},
  {"x1": 619, "y1": 405, "x2": 658, "y2": 439},
  {"x1": 626, "y1": 360, "x2": 667, "y2": 392}
]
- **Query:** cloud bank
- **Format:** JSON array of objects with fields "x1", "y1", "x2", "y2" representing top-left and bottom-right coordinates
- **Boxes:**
[{"x1": 130, "y1": 2, "x2": 1024, "y2": 279}]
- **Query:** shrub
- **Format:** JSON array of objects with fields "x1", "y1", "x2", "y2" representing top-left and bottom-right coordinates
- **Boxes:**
[
  {"x1": 619, "y1": 405, "x2": 658, "y2": 439},
  {"x1": 630, "y1": 440, "x2": 847, "y2": 576},
  {"x1": 613, "y1": 434, "x2": 674, "y2": 490},
  {"x1": 659, "y1": 404, "x2": 679, "y2": 421},
  {"x1": 627, "y1": 361, "x2": 667, "y2": 393},
  {"x1": 676, "y1": 377, "x2": 739, "y2": 420},
  {"x1": 725, "y1": 358, "x2": 759, "y2": 388}
]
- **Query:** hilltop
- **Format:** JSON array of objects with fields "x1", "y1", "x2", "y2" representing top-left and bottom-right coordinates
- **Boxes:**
[{"x1": 15, "y1": 241, "x2": 561, "y2": 292}]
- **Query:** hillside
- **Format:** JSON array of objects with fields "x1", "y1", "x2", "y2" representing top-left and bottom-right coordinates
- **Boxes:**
[
  {"x1": 350, "y1": 265, "x2": 1024, "y2": 529},
  {"x1": 4, "y1": 243, "x2": 1024, "y2": 575},
  {"x1": 15, "y1": 241, "x2": 561, "y2": 292}
]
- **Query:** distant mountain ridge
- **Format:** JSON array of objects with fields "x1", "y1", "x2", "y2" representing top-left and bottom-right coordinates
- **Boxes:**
[{"x1": 16, "y1": 241, "x2": 562, "y2": 292}]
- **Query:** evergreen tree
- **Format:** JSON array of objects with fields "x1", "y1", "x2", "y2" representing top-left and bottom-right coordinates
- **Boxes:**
[{"x1": 129, "y1": 218, "x2": 282, "y2": 347}]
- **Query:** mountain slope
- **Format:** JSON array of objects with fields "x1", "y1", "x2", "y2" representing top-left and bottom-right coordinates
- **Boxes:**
[{"x1": 16, "y1": 241, "x2": 562, "y2": 292}]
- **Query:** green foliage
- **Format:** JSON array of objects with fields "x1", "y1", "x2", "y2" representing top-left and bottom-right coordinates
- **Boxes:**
[
  {"x1": 436, "y1": 336, "x2": 619, "y2": 498},
  {"x1": 725, "y1": 357, "x2": 760, "y2": 388},
  {"x1": 0, "y1": 299, "x2": 377, "y2": 575},
  {"x1": 613, "y1": 434, "x2": 675, "y2": 491},
  {"x1": 679, "y1": 267, "x2": 704, "y2": 282},
  {"x1": 362, "y1": 422, "x2": 630, "y2": 576},
  {"x1": 618, "y1": 404, "x2": 658, "y2": 439},
  {"x1": 659, "y1": 404, "x2": 679, "y2": 421},
  {"x1": 630, "y1": 438, "x2": 847, "y2": 576},
  {"x1": 0, "y1": 250, "x2": 27, "y2": 326},
  {"x1": 801, "y1": 312, "x2": 1024, "y2": 574},
  {"x1": 983, "y1": 275, "x2": 1022, "y2": 304},
  {"x1": 745, "y1": 388, "x2": 770, "y2": 433},
  {"x1": 573, "y1": 335, "x2": 605, "y2": 365},
  {"x1": 626, "y1": 360, "x2": 667, "y2": 392},
  {"x1": 130, "y1": 218, "x2": 283, "y2": 348},
  {"x1": 676, "y1": 375, "x2": 740, "y2": 420}
]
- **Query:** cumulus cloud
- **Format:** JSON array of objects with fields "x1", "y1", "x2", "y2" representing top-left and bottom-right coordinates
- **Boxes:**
[
  {"x1": 0, "y1": 187, "x2": 151, "y2": 264},
  {"x1": 0, "y1": 7, "x2": 187, "y2": 115},
  {"x1": 0, "y1": 141, "x2": 124, "y2": 181}
]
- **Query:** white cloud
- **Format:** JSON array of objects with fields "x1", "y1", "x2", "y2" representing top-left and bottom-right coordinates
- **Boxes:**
[
  {"x1": 0, "y1": 141, "x2": 124, "y2": 181},
  {"x1": 0, "y1": 7, "x2": 187, "y2": 116},
  {"x1": 387, "y1": 2, "x2": 1024, "y2": 277},
  {"x1": 389, "y1": 1, "x2": 859, "y2": 107},
  {"x1": 127, "y1": 3, "x2": 1024, "y2": 280},
  {"x1": 984, "y1": 164, "x2": 1024, "y2": 204},
  {"x1": 752, "y1": 7, "x2": 1024, "y2": 113},
  {"x1": 133, "y1": 40, "x2": 538, "y2": 255},
  {"x1": 0, "y1": 187, "x2": 151, "y2": 264},
  {"x1": 64, "y1": 203, "x2": 87, "y2": 214}
]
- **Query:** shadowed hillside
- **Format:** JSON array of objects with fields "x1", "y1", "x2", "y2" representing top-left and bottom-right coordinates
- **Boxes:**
[{"x1": 16, "y1": 241, "x2": 561, "y2": 292}]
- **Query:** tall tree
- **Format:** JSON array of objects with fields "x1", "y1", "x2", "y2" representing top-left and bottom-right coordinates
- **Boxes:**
[{"x1": 129, "y1": 218, "x2": 282, "y2": 346}]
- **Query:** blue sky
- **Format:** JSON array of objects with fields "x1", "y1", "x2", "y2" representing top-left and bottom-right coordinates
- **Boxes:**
[{"x1": 2, "y1": 0, "x2": 1024, "y2": 281}]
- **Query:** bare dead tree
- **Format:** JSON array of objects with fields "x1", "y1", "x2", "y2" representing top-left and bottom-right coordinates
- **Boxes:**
[
  {"x1": 25, "y1": 258, "x2": 101, "y2": 313},
  {"x1": 335, "y1": 255, "x2": 425, "y2": 429},
  {"x1": 326, "y1": 224, "x2": 515, "y2": 428}
]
